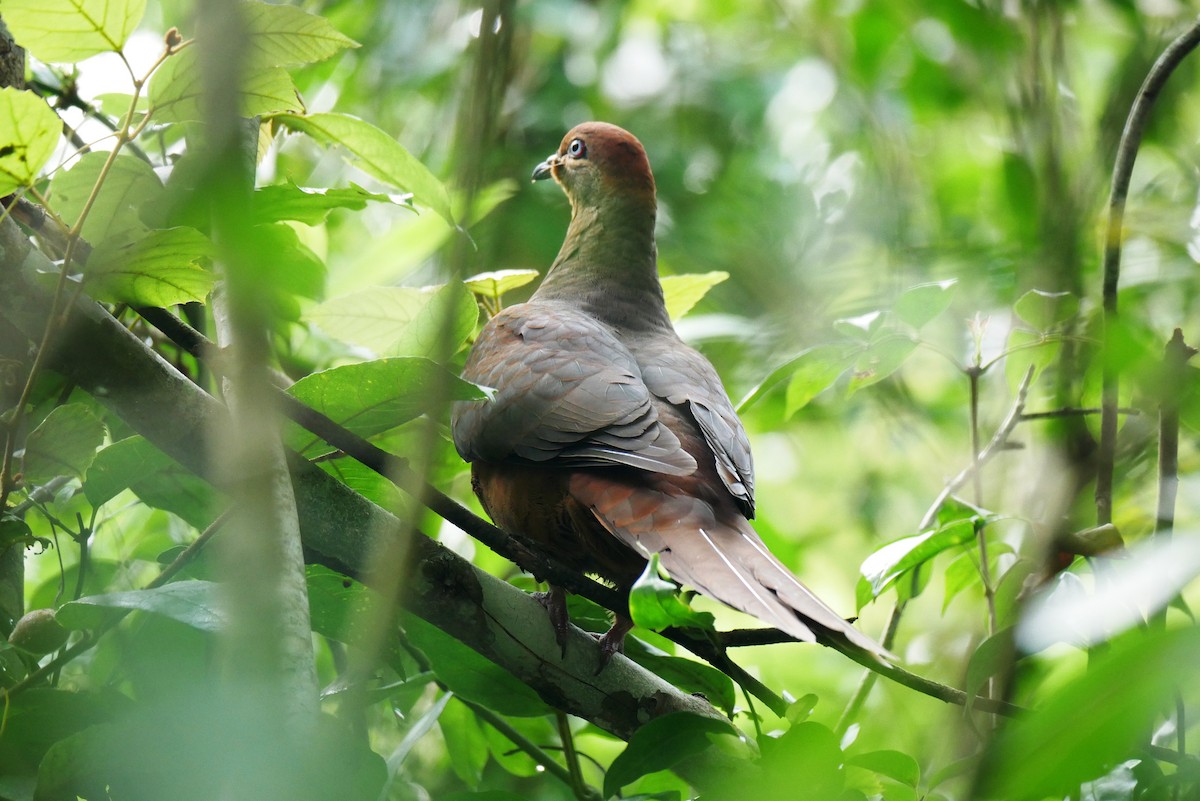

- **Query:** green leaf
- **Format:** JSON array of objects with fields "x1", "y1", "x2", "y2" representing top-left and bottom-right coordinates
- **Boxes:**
[
  {"x1": 150, "y1": 50, "x2": 303, "y2": 124},
  {"x1": 965, "y1": 628, "x2": 1014, "y2": 703},
  {"x1": 306, "y1": 566, "x2": 407, "y2": 673},
  {"x1": 629, "y1": 555, "x2": 716, "y2": 632},
  {"x1": 736, "y1": 343, "x2": 853, "y2": 413},
  {"x1": 304, "y1": 282, "x2": 477, "y2": 357},
  {"x1": 1, "y1": 0, "x2": 146, "y2": 62},
  {"x1": 859, "y1": 515, "x2": 987, "y2": 599},
  {"x1": 84, "y1": 435, "x2": 216, "y2": 529},
  {"x1": 463, "y1": 269, "x2": 540, "y2": 301},
  {"x1": 57, "y1": 580, "x2": 225, "y2": 631},
  {"x1": 784, "y1": 344, "x2": 854, "y2": 416},
  {"x1": 275, "y1": 112, "x2": 453, "y2": 224},
  {"x1": 629, "y1": 653, "x2": 737, "y2": 716},
  {"x1": 1003, "y1": 328, "x2": 1058, "y2": 391},
  {"x1": 660, "y1": 271, "x2": 729, "y2": 321},
  {"x1": 847, "y1": 750, "x2": 920, "y2": 787},
  {"x1": 895, "y1": 279, "x2": 957, "y2": 329},
  {"x1": 49, "y1": 151, "x2": 165, "y2": 244},
  {"x1": 1013, "y1": 289, "x2": 1078, "y2": 331},
  {"x1": 833, "y1": 311, "x2": 884, "y2": 341},
  {"x1": 604, "y1": 712, "x2": 739, "y2": 799},
  {"x1": 0, "y1": 88, "x2": 62, "y2": 195},
  {"x1": 22, "y1": 403, "x2": 107, "y2": 484},
  {"x1": 85, "y1": 227, "x2": 215, "y2": 307},
  {"x1": 440, "y1": 697, "x2": 489, "y2": 788},
  {"x1": 243, "y1": 222, "x2": 326, "y2": 303},
  {"x1": 402, "y1": 614, "x2": 553, "y2": 717},
  {"x1": 942, "y1": 549, "x2": 982, "y2": 612},
  {"x1": 754, "y1": 722, "x2": 845, "y2": 801},
  {"x1": 848, "y1": 335, "x2": 917, "y2": 393},
  {"x1": 252, "y1": 181, "x2": 406, "y2": 225},
  {"x1": 286, "y1": 357, "x2": 487, "y2": 456},
  {"x1": 982, "y1": 626, "x2": 1200, "y2": 800},
  {"x1": 240, "y1": 0, "x2": 360, "y2": 68}
]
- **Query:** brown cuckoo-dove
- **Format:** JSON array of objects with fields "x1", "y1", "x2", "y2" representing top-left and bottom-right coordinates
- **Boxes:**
[{"x1": 451, "y1": 122, "x2": 885, "y2": 661}]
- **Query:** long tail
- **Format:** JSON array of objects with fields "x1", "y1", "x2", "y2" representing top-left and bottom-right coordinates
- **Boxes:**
[{"x1": 570, "y1": 473, "x2": 890, "y2": 660}]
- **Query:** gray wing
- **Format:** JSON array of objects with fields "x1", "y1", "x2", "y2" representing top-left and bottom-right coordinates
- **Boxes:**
[
  {"x1": 451, "y1": 301, "x2": 697, "y2": 476},
  {"x1": 639, "y1": 339, "x2": 756, "y2": 515}
]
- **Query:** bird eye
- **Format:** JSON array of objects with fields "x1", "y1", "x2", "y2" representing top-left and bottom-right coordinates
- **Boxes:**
[{"x1": 567, "y1": 138, "x2": 586, "y2": 158}]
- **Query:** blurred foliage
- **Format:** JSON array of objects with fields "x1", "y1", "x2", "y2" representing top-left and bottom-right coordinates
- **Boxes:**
[{"x1": 3, "y1": 0, "x2": 1200, "y2": 799}]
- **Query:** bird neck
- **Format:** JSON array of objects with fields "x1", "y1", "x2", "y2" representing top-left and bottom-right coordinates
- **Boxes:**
[{"x1": 535, "y1": 201, "x2": 673, "y2": 334}]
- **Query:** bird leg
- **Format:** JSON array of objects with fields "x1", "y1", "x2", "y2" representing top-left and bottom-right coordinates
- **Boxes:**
[
  {"x1": 534, "y1": 585, "x2": 571, "y2": 657},
  {"x1": 595, "y1": 614, "x2": 634, "y2": 671}
]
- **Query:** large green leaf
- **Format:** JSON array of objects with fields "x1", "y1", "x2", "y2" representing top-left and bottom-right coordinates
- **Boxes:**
[
  {"x1": 2, "y1": 0, "x2": 146, "y2": 62},
  {"x1": 604, "y1": 712, "x2": 740, "y2": 799},
  {"x1": 848, "y1": 335, "x2": 918, "y2": 393},
  {"x1": 0, "y1": 88, "x2": 62, "y2": 195},
  {"x1": 661, "y1": 271, "x2": 729, "y2": 321},
  {"x1": 628, "y1": 652, "x2": 736, "y2": 716},
  {"x1": 85, "y1": 227, "x2": 214, "y2": 307},
  {"x1": 1013, "y1": 289, "x2": 1078, "y2": 331},
  {"x1": 49, "y1": 151, "x2": 165, "y2": 244},
  {"x1": 84, "y1": 435, "x2": 216, "y2": 530},
  {"x1": 22, "y1": 403, "x2": 107, "y2": 483},
  {"x1": 463, "y1": 269, "x2": 539, "y2": 301},
  {"x1": 252, "y1": 182, "x2": 405, "y2": 225},
  {"x1": 629, "y1": 555, "x2": 716, "y2": 632},
  {"x1": 286, "y1": 357, "x2": 487, "y2": 456},
  {"x1": 304, "y1": 282, "x2": 477, "y2": 357},
  {"x1": 240, "y1": 0, "x2": 359, "y2": 68},
  {"x1": 275, "y1": 112, "x2": 453, "y2": 223},
  {"x1": 57, "y1": 580, "x2": 225, "y2": 632},
  {"x1": 894, "y1": 279, "x2": 957, "y2": 329},
  {"x1": 150, "y1": 50, "x2": 303, "y2": 123},
  {"x1": 784, "y1": 344, "x2": 854, "y2": 416}
]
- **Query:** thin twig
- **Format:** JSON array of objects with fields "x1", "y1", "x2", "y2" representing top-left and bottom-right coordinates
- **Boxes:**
[
  {"x1": 1097, "y1": 17, "x2": 1200, "y2": 526},
  {"x1": 1019, "y1": 406, "x2": 1139, "y2": 421}
]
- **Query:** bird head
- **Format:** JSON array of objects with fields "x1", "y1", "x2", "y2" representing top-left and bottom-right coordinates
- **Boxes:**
[{"x1": 532, "y1": 122, "x2": 656, "y2": 214}]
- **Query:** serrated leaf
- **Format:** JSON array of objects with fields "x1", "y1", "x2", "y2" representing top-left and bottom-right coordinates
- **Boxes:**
[
  {"x1": 847, "y1": 750, "x2": 920, "y2": 787},
  {"x1": 1013, "y1": 289, "x2": 1078, "y2": 331},
  {"x1": 463, "y1": 269, "x2": 539, "y2": 301},
  {"x1": 57, "y1": 580, "x2": 225, "y2": 631},
  {"x1": 660, "y1": 271, "x2": 729, "y2": 321},
  {"x1": 240, "y1": 0, "x2": 360, "y2": 68},
  {"x1": 785, "y1": 344, "x2": 853, "y2": 416},
  {"x1": 150, "y1": 51, "x2": 302, "y2": 124},
  {"x1": 85, "y1": 227, "x2": 214, "y2": 306},
  {"x1": 84, "y1": 435, "x2": 216, "y2": 529},
  {"x1": 895, "y1": 280, "x2": 957, "y2": 329},
  {"x1": 22, "y1": 404, "x2": 107, "y2": 483},
  {"x1": 49, "y1": 151, "x2": 165, "y2": 244},
  {"x1": 2, "y1": 0, "x2": 146, "y2": 62},
  {"x1": 848, "y1": 336, "x2": 917, "y2": 393},
  {"x1": 305, "y1": 282, "x2": 477, "y2": 357},
  {"x1": 275, "y1": 112, "x2": 453, "y2": 224},
  {"x1": 604, "y1": 713, "x2": 738, "y2": 799},
  {"x1": 286, "y1": 357, "x2": 487, "y2": 456},
  {"x1": 629, "y1": 555, "x2": 716, "y2": 632},
  {"x1": 0, "y1": 88, "x2": 62, "y2": 195},
  {"x1": 252, "y1": 181, "x2": 406, "y2": 225}
]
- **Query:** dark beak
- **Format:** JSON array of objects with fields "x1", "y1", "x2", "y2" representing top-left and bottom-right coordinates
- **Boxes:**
[{"x1": 531, "y1": 154, "x2": 558, "y2": 182}]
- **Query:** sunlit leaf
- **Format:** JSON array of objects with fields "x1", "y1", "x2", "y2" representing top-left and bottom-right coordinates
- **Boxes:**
[
  {"x1": 859, "y1": 515, "x2": 988, "y2": 599},
  {"x1": 737, "y1": 344, "x2": 853, "y2": 413},
  {"x1": 846, "y1": 750, "x2": 920, "y2": 787},
  {"x1": 463, "y1": 269, "x2": 540, "y2": 301},
  {"x1": 784, "y1": 344, "x2": 854, "y2": 416},
  {"x1": 661, "y1": 271, "x2": 729, "y2": 321},
  {"x1": 0, "y1": 88, "x2": 62, "y2": 195},
  {"x1": 22, "y1": 404, "x2": 107, "y2": 483},
  {"x1": 275, "y1": 112, "x2": 453, "y2": 223},
  {"x1": 604, "y1": 712, "x2": 739, "y2": 799},
  {"x1": 241, "y1": 0, "x2": 360, "y2": 68},
  {"x1": 629, "y1": 555, "x2": 716, "y2": 632},
  {"x1": 848, "y1": 336, "x2": 918, "y2": 393},
  {"x1": 252, "y1": 182, "x2": 407, "y2": 225},
  {"x1": 151, "y1": 51, "x2": 303, "y2": 123},
  {"x1": 834, "y1": 311, "x2": 884, "y2": 341},
  {"x1": 86, "y1": 227, "x2": 214, "y2": 307},
  {"x1": 894, "y1": 279, "x2": 957, "y2": 329},
  {"x1": 49, "y1": 151, "x2": 165, "y2": 244},
  {"x1": 2, "y1": 0, "x2": 146, "y2": 62},
  {"x1": 304, "y1": 282, "x2": 477, "y2": 357},
  {"x1": 1013, "y1": 289, "x2": 1078, "y2": 331}
]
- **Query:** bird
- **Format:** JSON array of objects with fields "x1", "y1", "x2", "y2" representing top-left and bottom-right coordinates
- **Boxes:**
[{"x1": 451, "y1": 122, "x2": 886, "y2": 662}]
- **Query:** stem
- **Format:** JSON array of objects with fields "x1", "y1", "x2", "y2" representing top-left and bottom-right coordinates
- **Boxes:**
[{"x1": 1096, "y1": 18, "x2": 1200, "y2": 526}]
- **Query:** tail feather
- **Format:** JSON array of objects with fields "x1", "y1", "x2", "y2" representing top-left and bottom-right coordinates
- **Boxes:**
[{"x1": 570, "y1": 474, "x2": 890, "y2": 660}]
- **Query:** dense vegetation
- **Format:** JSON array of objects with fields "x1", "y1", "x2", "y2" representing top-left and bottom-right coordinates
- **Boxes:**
[{"x1": 1, "y1": 1, "x2": 1199, "y2": 799}]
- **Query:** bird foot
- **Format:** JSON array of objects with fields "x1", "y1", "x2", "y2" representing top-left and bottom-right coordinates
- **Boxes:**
[
  {"x1": 533, "y1": 586, "x2": 571, "y2": 658},
  {"x1": 593, "y1": 615, "x2": 634, "y2": 674}
]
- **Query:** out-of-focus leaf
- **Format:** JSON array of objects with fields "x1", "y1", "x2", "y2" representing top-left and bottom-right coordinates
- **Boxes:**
[
  {"x1": 737, "y1": 344, "x2": 853, "y2": 413},
  {"x1": 22, "y1": 404, "x2": 107, "y2": 483},
  {"x1": 0, "y1": 88, "x2": 62, "y2": 195},
  {"x1": 848, "y1": 336, "x2": 917, "y2": 393},
  {"x1": 86, "y1": 227, "x2": 214, "y2": 307},
  {"x1": 1003, "y1": 328, "x2": 1058, "y2": 392},
  {"x1": 629, "y1": 555, "x2": 716, "y2": 632},
  {"x1": 286, "y1": 357, "x2": 487, "y2": 455},
  {"x1": 965, "y1": 628, "x2": 1014, "y2": 703},
  {"x1": 57, "y1": 580, "x2": 225, "y2": 632},
  {"x1": 834, "y1": 311, "x2": 884, "y2": 341},
  {"x1": 2, "y1": 0, "x2": 145, "y2": 62},
  {"x1": 49, "y1": 151, "x2": 164, "y2": 244},
  {"x1": 604, "y1": 712, "x2": 739, "y2": 799},
  {"x1": 785, "y1": 344, "x2": 853, "y2": 416},
  {"x1": 84, "y1": 435, "x2": 215, "y2": 529},
  {"x1": 983, "y1": 625, "x2": 1200, "y2": 800},
  {"x1": 306, "y1": 566, "x2": 407, "y2": 673},
  {"x1": 151, "y1": 50, "x2": 303, "y2": 123},
  {"x1": 275, "y1": 112, "x2": 453, "y2": 223},
  {"x1": 752, "y1": 722, "x2": 845, "y2": 801},
  {"x1": 1013, "y1": 289, "x2": 1078, "y2": 331},
  {"x1": 305, "y1": 282, "x2": 476, "y2": 357},
  {"x1": 846, "y1": 749, "x2": 920, "y2": 788},
  {"x1": 402, "y1": 614, "x2": 552, "y2": 717},
  {"x1": 895, "y1": 279, "x2": 957, "y2": 329},
  {"x1": 440, "y1": 696, "x2": 488, "y2": 788},
  {"x1": 252, "y1": 182, "x2": 407, "y2": 225},
  {"x1": 240, "y1": 0, "x2": 360, "y2": 68},
  {"x1": 661, "y1": 271, "x2": 729, "y2": 320},
  {"x1": 463, "y1": 269, "x2": 540, "y2": 301}
]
